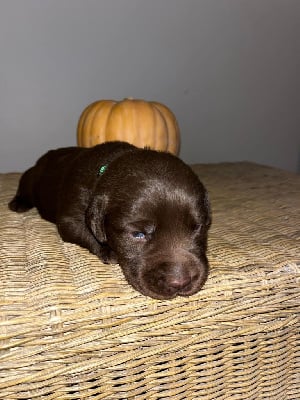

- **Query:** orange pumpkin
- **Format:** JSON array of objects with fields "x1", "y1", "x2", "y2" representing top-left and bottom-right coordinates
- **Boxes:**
[{"x1": 77, "y1": 98, "x2": 180, "y2": 155}]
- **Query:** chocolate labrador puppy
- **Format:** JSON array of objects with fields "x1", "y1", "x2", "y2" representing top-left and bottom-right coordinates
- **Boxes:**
[{"x1": 9, "y1": 141, "x2": 211, "y2": 299}]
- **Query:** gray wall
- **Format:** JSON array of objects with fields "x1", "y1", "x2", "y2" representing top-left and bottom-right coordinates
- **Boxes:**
[{"x1": 1, "y1": 0, "x2": 299, "y2": 172}]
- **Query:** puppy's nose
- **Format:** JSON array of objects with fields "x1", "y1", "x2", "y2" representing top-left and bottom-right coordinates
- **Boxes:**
[{"x1": 168, "y1": 275, "x2": 191, "y2": 290}]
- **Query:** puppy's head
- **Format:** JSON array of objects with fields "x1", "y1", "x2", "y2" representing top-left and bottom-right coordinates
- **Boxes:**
[{"x1": 86, "y1": 149, "x2": 211, "y2": 300}]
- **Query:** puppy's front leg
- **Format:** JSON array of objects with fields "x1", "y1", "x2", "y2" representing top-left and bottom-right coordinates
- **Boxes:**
[{"x1": 57, "y1": 216, "x2": 117, "y2": 264}]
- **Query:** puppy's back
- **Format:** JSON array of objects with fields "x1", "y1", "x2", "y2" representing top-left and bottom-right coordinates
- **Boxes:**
[{"x1": 9, "y1": 142, "x2": 137, "y2": 223}]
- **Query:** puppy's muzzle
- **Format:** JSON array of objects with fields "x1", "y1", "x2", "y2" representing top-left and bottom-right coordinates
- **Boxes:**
[{"x1": 143, "y1": 261, "x2": 202, "y2": 299}]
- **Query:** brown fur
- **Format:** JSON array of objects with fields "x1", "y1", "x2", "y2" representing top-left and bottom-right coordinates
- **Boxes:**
[{"x1": 9, "y1": 141, "x2": 211, "y2": 299}]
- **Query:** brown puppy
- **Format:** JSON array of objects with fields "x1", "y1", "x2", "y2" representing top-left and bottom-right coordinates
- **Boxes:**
[{"x1": 9, "y1": 141, "x2": 211, "y2": 299}]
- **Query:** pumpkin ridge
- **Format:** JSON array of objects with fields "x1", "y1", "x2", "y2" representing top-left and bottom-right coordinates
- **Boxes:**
[
  {"x1": 151, "y1": 101, "x2": 180, "y2": 154},
  {"x1": 98, "y1": 101, "x2": 117, "y2": 144},
  {"x1": 151, "y1": 103, "x2": 169, "y2": 152}
]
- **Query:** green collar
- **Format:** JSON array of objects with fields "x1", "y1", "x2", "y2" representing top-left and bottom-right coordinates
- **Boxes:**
[{"x1": 97, "y1": 164, "x2": 108, "y2": 176}]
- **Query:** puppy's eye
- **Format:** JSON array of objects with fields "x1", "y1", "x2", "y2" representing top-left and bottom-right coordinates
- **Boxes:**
[{"x1": 132, "y1": 231, "x2": 146, "y2": 240}]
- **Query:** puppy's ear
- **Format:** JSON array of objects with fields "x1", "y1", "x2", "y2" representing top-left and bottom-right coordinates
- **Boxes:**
[{"x1": 86, "y1": 194, "x2": 109, "y2": 243}]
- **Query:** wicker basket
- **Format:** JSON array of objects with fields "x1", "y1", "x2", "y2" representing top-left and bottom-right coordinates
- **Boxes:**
[{"x1": 0, "y1": 162, "x2": 299, "y2": 400}]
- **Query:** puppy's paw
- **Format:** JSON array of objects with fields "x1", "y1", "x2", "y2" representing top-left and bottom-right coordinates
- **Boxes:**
[{"x1": 8, "y1": 196, "x2": 33, "y2": 212}]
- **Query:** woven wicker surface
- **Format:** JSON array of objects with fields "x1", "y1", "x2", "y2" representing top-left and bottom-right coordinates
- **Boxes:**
[{"x1": 0, "y1": 162, "x2": 299, "y2": 400}]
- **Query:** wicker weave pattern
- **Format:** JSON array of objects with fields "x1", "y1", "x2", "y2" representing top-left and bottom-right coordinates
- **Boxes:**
[{"x1": 0, "y1": 163, "x2": 299, "y2": 399}]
